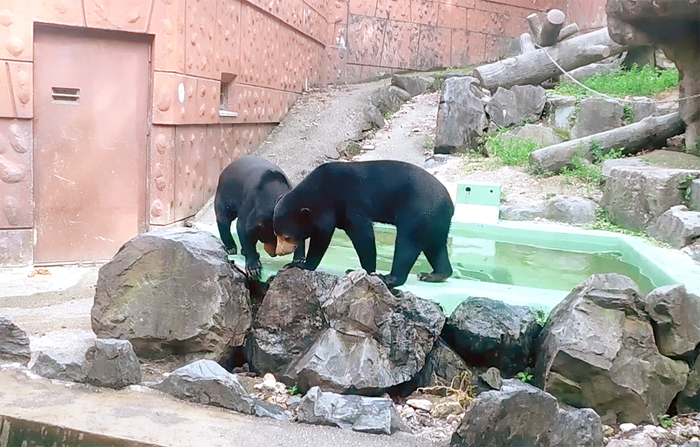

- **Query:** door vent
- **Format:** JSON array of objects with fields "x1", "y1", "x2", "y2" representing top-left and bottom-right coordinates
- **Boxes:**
[{"x1": 52, "y1": 87, "x2": 80, "y2": 103}]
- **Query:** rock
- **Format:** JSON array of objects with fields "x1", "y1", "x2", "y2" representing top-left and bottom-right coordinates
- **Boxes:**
[
  {"x1": 507, "y1": 124, "x2": 564, "y2": 147},
  {"x1": 571, "y1": 98, "x2": 624, "y2": 139},
  {"x1": 545, "y1": 195, "x2": 598, "y2": 224},
  {"x1": 413, "y1": 338, "x2": 473, "y2": 388},
  {"x1": 84, "y1": 339, "x2": 141, "y2": 389},
  {"x1": 546, "y1": 94, "x2": 577, "y2": 130},
  {"x1": 567, "y1": 62, "x2": 621, "y2": 82},
  {"x1": 647, "y1": 205, "x2": 700, "y2": 248},
  {"x1": 32, "y1": 352, "x2": 88, "y2": 383},
  {"x1": 619, "y1": 423, "x2": 637, "y2": 433},
  {"x1": 91, "y1": 228, "x2": 252, "y2": 359},
  {"x1": 407, "y1": 399, "x2": 432, "y2": 412},
  {"x1": 371, "y1": 85, "x2": 411, "y2": 115},
  {"x1": 442, "y1": 297, "x2": 541, "y2": 375},
  {"x1": 690, "y1": 179, "x2": 700, "y2": 212},
  {"x1": 536, "y1": 274, "x2": 689, "y2": 424},
  {"x1": 434, "y1": 77, "x2": 487, "y2": 154},
  {"x1": 485, "y1": 85, "x2": 547, "y2": 128},
  {"x1": 601, "y1": 158, "x2": 650, "y2": 179},
  {"x1": 364, "y1": 104, "x2": 385, "y2": 129},
  {"x1": 642, "y1": 284, "x2": 700, "y2": 359},
  {"x1": 607, "y1": 433, "x2": 657, "y2": 447},
  {"x1": 602, "y1": 167, "x2": 700, "y2": 231},
  {"x1": 0, "y1": 317, "x2": 30, "y2": 365},
  {"x1": 391, "y1": 74, "x2": 435, "y2": 97},
  {"x1": 499, "y1": 201, "x2": 546, "y2": 221},
  {"x1": 432, "y1": 401, "x2": 464, "y2": 417},
  {"x1": 603, "y1": 425, "x2": 615, "y2": 437},
  {"x1": 479, "y1": 367, "x2": 503, "y2": 391},
  {"x1": 152, "y1": 360, "x2": 287, "y2": 421},
  {"x1": 283, "y1": 270, "x2": 445, "y2": 394},
  {"x1": 297, "y1": 386, "x2": 410, "y2": 435},
  {"x1": 450, "y1": 379, "x2": 604, "y2": 447},
  {"x1": 631, "y1": 97, "x2": 656, "y2": 123},
  {"x1": 678, "y1": 355, "x2": 700, "y2": 414},
  {"x1": 247, "y1": 268, "x2": 337, "y2": 376}
]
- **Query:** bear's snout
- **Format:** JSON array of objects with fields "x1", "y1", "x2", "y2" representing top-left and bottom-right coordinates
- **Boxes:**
[{"x1": 275, "y1": 235, "x2": 297, "y2": 256}]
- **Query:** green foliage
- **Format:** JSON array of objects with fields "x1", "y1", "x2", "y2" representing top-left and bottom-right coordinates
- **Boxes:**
[
  {"x1": 560, "y1": 141, "x2": 624, "y2": 185},
  {"x1": 516, "y1": 372, "x2": 533, "y2": 383},
  {"x1": 622, "y1": 103, "x2": 634, "y2": 125},
  {"x1": 484, "y1": 133, "x2": 544, "y2": 167},
  {"x1": 584, "y1": 210, "x2": 673, "y2": 248},
  {"x1": 680, "y1": 173, "x2": 698, "y2": 203},
  {"x1": 658, "y1": 414, "x2": 675, "y2": 429},
  {"x1": 533, "y1": 308, "x2": 549, "y2": 327},
  {"x1": 383, "y1": 111, "x2": 394, "y2": 120},
  {"x1": 287, "y1": 383, "x2": 301, "y2": 395},
  {"x1": 554, "y1": 65, "x2": 679, "y2": 99},
  {"x1": 424, "y1": 136, "x2": 435, "y2": 150}
]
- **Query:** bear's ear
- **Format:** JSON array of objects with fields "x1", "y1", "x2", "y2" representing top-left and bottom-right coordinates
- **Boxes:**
[{"x1": 299, "y1": 207, "x2": 311, "y2": 221}]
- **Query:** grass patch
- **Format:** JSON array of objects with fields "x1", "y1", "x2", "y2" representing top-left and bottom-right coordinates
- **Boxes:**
[
  {"x1": 554, "y1": 65, "x2": 679, "y2": 98},
  {"x1": 484, "y1": 133, "x2": 544, "y2": 167},
  {"x1": 583, "y1": 210, "x2": 673, "y2": 248},
  {"x1": 560, "y1": 141, "x2": 624, "y2": 185}
]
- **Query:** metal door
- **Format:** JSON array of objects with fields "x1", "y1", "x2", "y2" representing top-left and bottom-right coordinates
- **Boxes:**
[{"x1": 34, "y1": 26, "x2": 150, "y2": 264}]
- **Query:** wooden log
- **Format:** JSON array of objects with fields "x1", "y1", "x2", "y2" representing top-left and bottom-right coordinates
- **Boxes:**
[
  {"x1": 520, "y1": 33, "x2": 536, "y2": 54},
  {"x1": 529, "y1": 112, "x2": 685, "y2": 174},
  {"x1": 539, "y1": 9, "x2": 566, "y2": 47},
  {"x1": 527, "y1": 13, "x2": 542, "y2": 41},
  {"x1": 557, "y1": 23, "x2": 579, "y2": 42},
  {"x1": 474, "y1": 28, "x2": 627, "y2": 92}
]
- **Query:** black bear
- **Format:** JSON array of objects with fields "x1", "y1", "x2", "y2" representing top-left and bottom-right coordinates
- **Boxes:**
[
  {"x1": 214, "y1": 155, "x2": 305, "y2": 280},
  {"x1": 273, "y1": 160, "x2": 454, "y2": 289}
]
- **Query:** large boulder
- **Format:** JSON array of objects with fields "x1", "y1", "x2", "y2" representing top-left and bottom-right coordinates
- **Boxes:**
[
  {"x1": 499, "y1": 200, "x2": 546, "y2": 221},
  {"x1": 678, "y1": 355, "x2": 700, "y2": 414},
  {"x1": 297, "y1": 386, "x2": 410, "y2": 435},
  {"x1": 485, "y1": 85, "x2": 546, "y2": 128},
  {"x1": 546, "y1": 94, "x2": 577, "y2": 130},
  {"x1": 450, "y1": 379, "x2": 604, "y2": 447},
  {"x1": 507, "y1": 124, "x2": 564, "y2": 147},
  {"x1": 152, "y1": 360, "x2": 287, "y2": 421},
  {"x1": 536, "y1": 274, "x2": 689, "y2": 425},
  {"x1": 283, "y1": 270, "x2": 445, "y2": 394},
  {"x1": 92, "y1": 228, "x2": 252, "y2": 359},
  {"x1": 371, "y1": 85, "x2": 411, "y2": 115},
  {"x1": 571, "y1": 98, "x2": 624, "y2": 139},
  {"x1": 647, "y1": 205, "x2": 700, "y2": 248},
  {"x1": 602, "y1": 167, "x2": 700, "y2": 231},
  {"x1": 412, "y1": 337, "x2": 473, "y2": 388},
  {"x1": 641, "y1": 284, "x2": 700, "y2": 360},
  {"x1": 435, "y1": 77, "x2": 487, "y2": 154},
  {"x1": 391, "y1": 74, "x2": 435, "y2": 97},
  {"x1": 247, "y1": 268, "x2": 337, "y2": 376},
  {"x1": 545, "y1": 195, "x2": 598, "y2": 224},
  {"x1": 442, "y1": 297, "x2": 541, "y2": 375},
  {"x1": 0, "y1": 317, "x2": 30, "y2": 365}
]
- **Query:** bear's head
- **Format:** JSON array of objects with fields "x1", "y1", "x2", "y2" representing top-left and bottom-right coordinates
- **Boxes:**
[{"x1": 273, "y1": 199, "x2": 312, "y2": 256}]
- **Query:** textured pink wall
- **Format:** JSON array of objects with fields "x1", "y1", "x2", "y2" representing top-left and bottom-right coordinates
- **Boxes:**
[{"x1": 0, "y1": 0, "x2": 607, "y2": 266}]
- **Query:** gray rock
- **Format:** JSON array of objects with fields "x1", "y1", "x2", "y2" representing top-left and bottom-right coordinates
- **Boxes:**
[
  {"x1": 442, "y1": 297, "x2": 541, "y2": 375},
  {"x1": 571, "y1": 98, "x2": 624, "y2": 139},
  {"x1": 450, "y1": 379, "x2": 604, "y2": 447},
  {"x1": 568, "y1": 62, "x2": 621, "y2": 82},
  {"x1": 631, "y1": 97, "x2": 656, "y2": 123},
  {"x1": 371, "y1": 85, "x2": 411, "y2": 116},
  {"x1": 283, "y1": 270, "x2": 445, "y2": 394},
  {"x1": 413, "y1": 337, "x2": 473, "y2": 388},
  {"x1": 678, "y1": 354, "x2": 700, "y2": 414},
  {"x1": 435, "y1": 77, "x2": 487, "y2": 154},
  {"x1": 391, "y1": 74, "x2": 435, "y2": 97},
  {"x1": 32, "y1": 352, "x2": 87, "y2": 383},
  {"x1": 648, "y1": 205, "x2": 700, "y2": 248},
  {"x1": 602, "y1": 167, "x2": 700, "y2": 231},
  {"x1": 545, "y1": 195, "x2": 598, "y2": 224},
  {"x1": 479, "y1": 367, "x2": 503, "y2": 391},
  {"x1": 690, "y1": 179, "x2": 700, "y2": 212},
  {"x1": 485, "y1": 85, "x2": 547, "y2": 128},
  {"x1": 0, "y1": 317, "x2": 30, "y2": 365},
  {"x1": 507, "y1": 124, "x2": 564, "y2": 146},
  {"x1": 91, "y1": 228, "x2": 252, "y2": 359},
  {"x1": 546, "y1": 94, "x2": 577, "y2": 130},
  {"x1": 499, "y1": 201, "x2": 546, "y2": 221},
  {"x1": 365, "y1": 104, "x2": 385, "y2": 129},
  {"x1": 152, "y1": 360, "x2": 287, "y2": 421},
  {"x1": 84, "y1": 339, "x2": 141, "y2": 389},
  {"x1": 642, "y1": 284, "x2": 700, "y2": 359},
  {"x1": 601, "y1": 158, "x2": 650, "y2": 179},
  {"x1": 536, "y1": 274, "x2": 689, "y2": 425},
  {"x1": 297, "y1": 386, "x2": 410, "y2": 435},
  {"x1": 247, "y1": 268, "x2": 337, "y2": 376},
  {"x1": 606, "y1": 433, "x2": 657, "y2": 447}
]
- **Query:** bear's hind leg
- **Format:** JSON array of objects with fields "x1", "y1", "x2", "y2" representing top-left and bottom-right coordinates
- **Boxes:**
[
  {"x1": 383, "y1": 230, "x2": 421, "y2": 289},
  {"x1": 419, "y1": 241, "x2": 452, "y2": 283}
]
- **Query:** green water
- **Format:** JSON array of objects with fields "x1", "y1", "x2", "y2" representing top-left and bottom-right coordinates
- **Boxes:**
[{"x1": 231, "y1": 225, "x2": 657, "y2": 295}]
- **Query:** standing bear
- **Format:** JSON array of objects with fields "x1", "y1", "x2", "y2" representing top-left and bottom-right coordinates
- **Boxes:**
[
  {"x1": 215, "y1": 155, "x2": 305, "y2": 280},
  {"x1": 273, "y1": 160, "x2": 454, "y2": 289}
]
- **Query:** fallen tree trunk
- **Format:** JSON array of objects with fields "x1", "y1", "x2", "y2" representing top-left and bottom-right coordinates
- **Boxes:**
[
  {"x1": 557, "y1": 23, "x2": 579, "y2": 42},
  {"x1": 539, "y1": 9, "x2": 566, "y2": 47},
  {"x1": 474, "y1": 28, "x2": 627, "y2": 91},
  {"x1": 529, "y1": 112, "x2": 685, "y2": 174}
]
